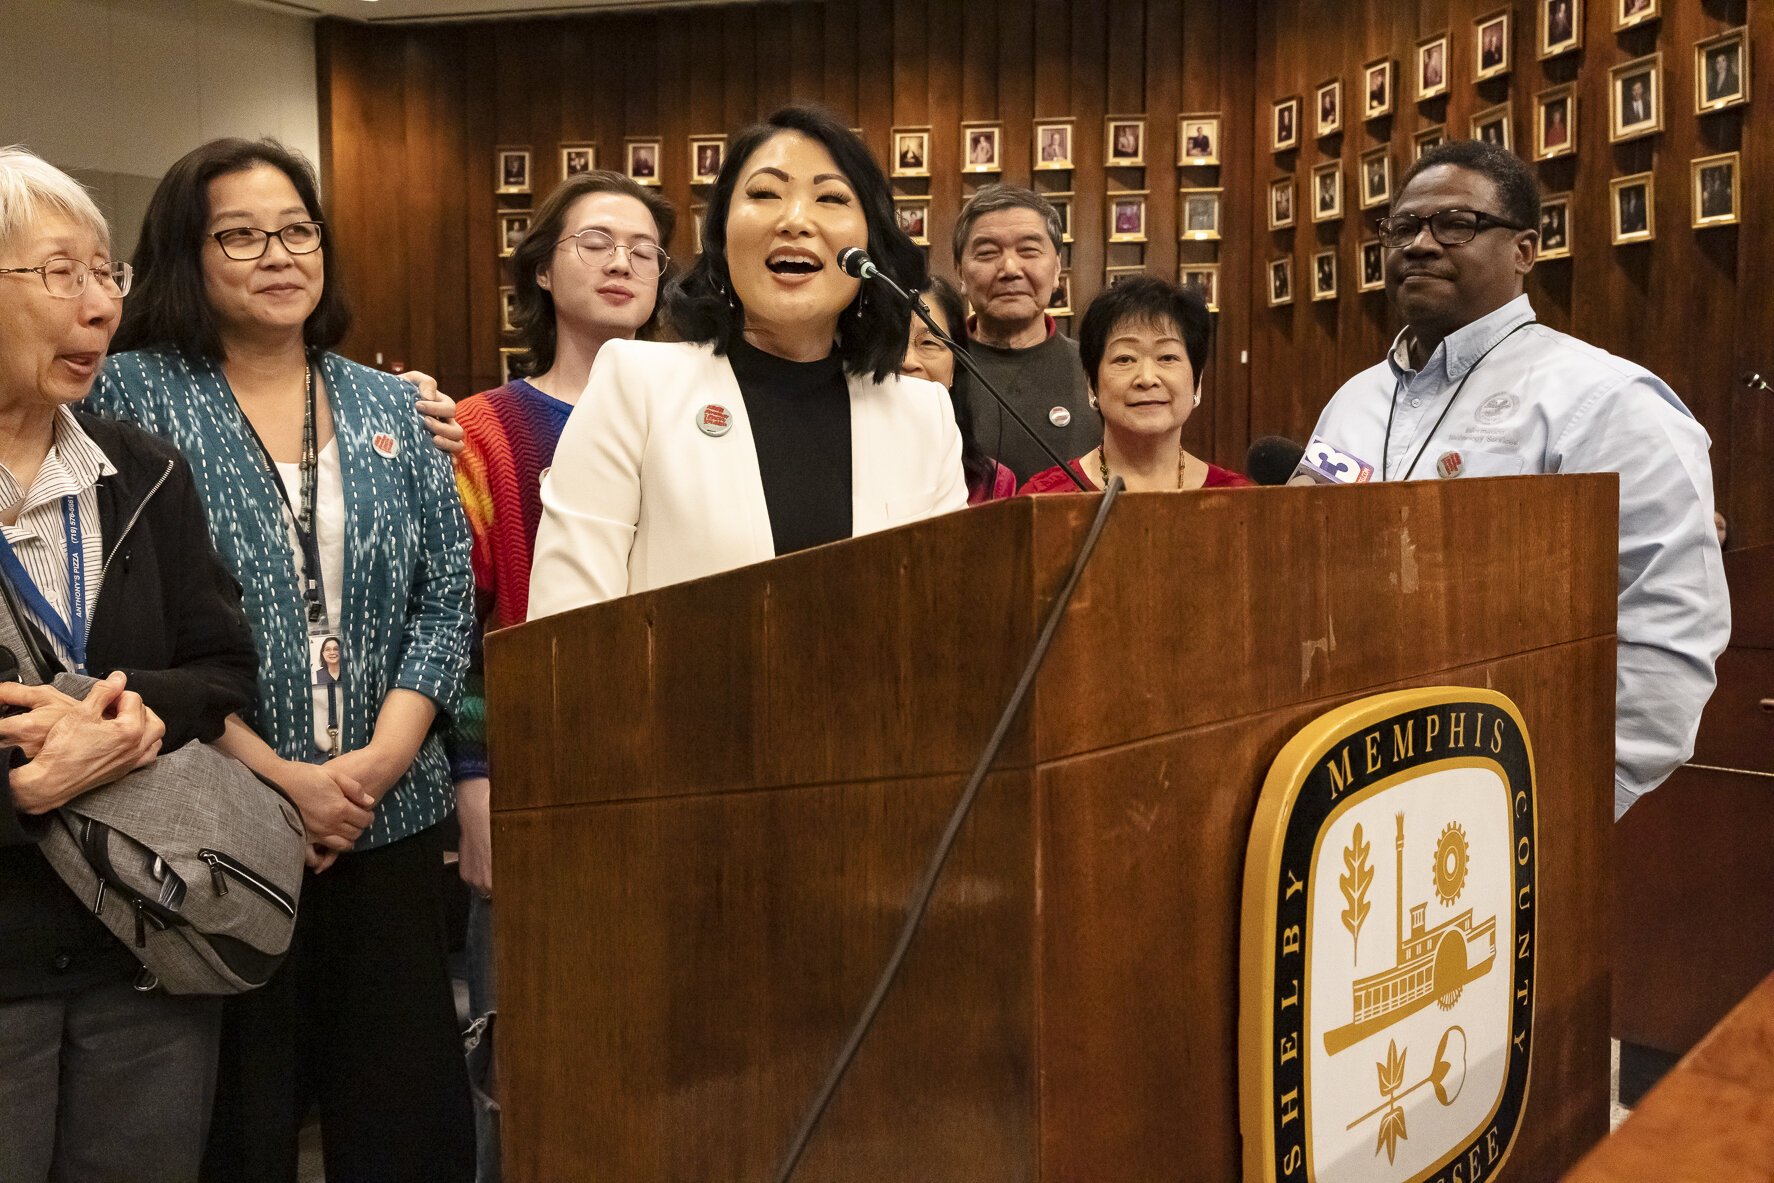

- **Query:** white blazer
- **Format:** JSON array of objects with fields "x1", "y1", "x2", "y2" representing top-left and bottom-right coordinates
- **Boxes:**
[{"x1": 529, "y1": 339, "x2": 967, "y2": 617}]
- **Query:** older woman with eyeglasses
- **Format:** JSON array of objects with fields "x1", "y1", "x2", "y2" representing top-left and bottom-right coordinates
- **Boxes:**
[
  {"x1": 448, "y1": 170, "x2": 674, "y2": 1060},
  {"x1": 84, "y1": 138, "x2": 474, "y2": 1182},
  {"x1": 529, "y1": 104, "x2": 966, "y2": 617},
  {"x1": 0, "y1": 146, "x2": 259, "y2": 1182}
]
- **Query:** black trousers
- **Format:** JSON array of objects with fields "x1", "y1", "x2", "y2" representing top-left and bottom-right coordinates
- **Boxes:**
[{"x1": 202, "y1": 825, "x2": 474, "y2": 1183}]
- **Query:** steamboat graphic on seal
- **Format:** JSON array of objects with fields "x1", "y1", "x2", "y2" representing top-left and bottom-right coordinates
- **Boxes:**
[{"x1": 1322, "y1": 814, "x2": 1497, "y2": 1056}]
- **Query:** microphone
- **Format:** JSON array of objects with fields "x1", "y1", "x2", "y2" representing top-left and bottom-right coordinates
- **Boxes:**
[
  {"x1": 838, "y1": 248, "x2": 1089, "y2": 491},
  {"x1": 1743, "y1": 372, "x2": 1772, "y2": 393},
  {"x1": 1245, "y1": 435, "x2": 1306, "y2": 486},
  {"x1": 1288, "y1": 436, "x2": 1376, "y2": 486}
]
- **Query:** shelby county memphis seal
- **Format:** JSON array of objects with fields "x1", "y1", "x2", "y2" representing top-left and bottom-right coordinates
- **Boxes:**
[{"x1": 1239, "y1": 688, "x2": 1536, "y2": 1183}]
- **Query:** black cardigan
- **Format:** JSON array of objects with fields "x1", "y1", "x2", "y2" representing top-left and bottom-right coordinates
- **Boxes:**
[{"x1": 0, "y1": 412, "x2": 259, "y2": 999}]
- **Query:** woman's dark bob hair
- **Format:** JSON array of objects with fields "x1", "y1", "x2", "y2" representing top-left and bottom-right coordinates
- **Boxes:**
[
  {"x1": 113, "y1": 138, "x2": 350, "y2": 359},
  {"x1": 1076, "y1": 274, "x2": 1213, "y2": 390},
  {"x1": 507, "y1": 170, "x2": 677, "y2": 380},
  {"x1": 666, "y1": 104, "x2": 928, "y2": 382}
]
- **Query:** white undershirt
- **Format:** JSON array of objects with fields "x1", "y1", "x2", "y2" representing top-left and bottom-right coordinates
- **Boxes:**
[{"x1": 275, "y1": 439, "x2": 346, "y2": 753}]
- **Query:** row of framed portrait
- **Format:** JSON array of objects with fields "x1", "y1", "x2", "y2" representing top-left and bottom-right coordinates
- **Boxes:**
[
  {"x1": 1271, "y1": 23, "x2": 1750, "y2": 152},
  {"x1": 891, "y1": 187, "x2": 1225, "y2": 246},
  {"x1": 496, "y1": 135, "x2": 733, "y2": 194},
  {"x1": 890, "y1": 114, "x2": 1223, "y2": 177},
  {"x1": 1024, "y1": 264, "x2": 1224, "y2": 319}
]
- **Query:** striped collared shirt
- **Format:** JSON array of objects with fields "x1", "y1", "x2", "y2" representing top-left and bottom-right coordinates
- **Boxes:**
[{"x1": 0, "y1": 406, "x2": 114, "y2": 671}]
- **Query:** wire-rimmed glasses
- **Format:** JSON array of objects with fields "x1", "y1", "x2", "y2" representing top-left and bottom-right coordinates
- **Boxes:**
[{"x1": 0, "y1": 257, "x2": 133, "y2": 299}]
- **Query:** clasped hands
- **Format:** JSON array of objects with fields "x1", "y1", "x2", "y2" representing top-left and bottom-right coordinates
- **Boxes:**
[
  {"x1": 275, "y1": 745, "x2": 406, "y2": 873},
  {"x1": 0, "y1": 673, "x2": 165, "y2": 813}
]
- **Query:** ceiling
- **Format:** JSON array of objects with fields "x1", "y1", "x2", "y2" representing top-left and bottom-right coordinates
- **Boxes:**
[{"x1": 232, "y1": 0, "x2": 758, "y2": 22}]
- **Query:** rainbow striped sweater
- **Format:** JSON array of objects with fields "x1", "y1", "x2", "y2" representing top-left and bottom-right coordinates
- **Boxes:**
[{"x1": 450, "y1": 379, "x2": 574, "y2": 781}]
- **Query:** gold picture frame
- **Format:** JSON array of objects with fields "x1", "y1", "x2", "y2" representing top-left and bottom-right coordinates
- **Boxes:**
[
  {"x1": 624, "y1": 138, "x2": 662, "y2": 186},
  {"x1": 1269, "y1": 177, "x2": 1296, "y2": 230},
  {"x1": 1312, "y1": 160, "x2": 1344, "y2": 223},
  {"x1": 961, "y1": 122, "x2": 1003, "y2": 174},
  {"x1": 1272, "y1": 96, "x2": 1301, "y2": 152},
  {"x1": 1695, "y1": 28, "x2": 1750, "y2": 114},
  {"x1": 1311, "y1": 248, "x2": 1339, "y2": 301},
  {"x1": 1363, "y1": 58, "x2": 1395, "y2": 120},
  {"x1": 1106, "y1": 116, "x2": 1147, "y2": 167},
  {"x1": 1692, "y1": 152, "x2": 1741, "y2": 228},
  {"x1": 1610, "y1": 54, "x2": 1663, "y2": 143},
  {"x1": 1538, "y1": 0, "x2": 1582, "y2": 60},
  {"x1": 1179, "y1": 187, "x2": 1223, "y2": 241},
  {"x1": 1359, "y1": 148, "x2": 1392, "y2": 210},
  {"x1": 1180, "y1": 263, "x2": 1220, "y2": 312},
  {"x1": 1615, "y1": 0, "x2": 1658, "y2": 33},
  {"x1": 1107, "y1": 190, "x2": 1149, "y2": 243},
  {"x1": 1474, "y1": 9, "x2": 1512, "y2": 82},
  {"x1": 1357, "y1": 240, "x2": 1386, "y2": 292},
  {"x1": 689, "y1": 135, "x2": 727, "y2": 186},
  {"x1": 1539, "y1": 192, "x2": 1572, "y2": 259},
  {"x1": 893, "y1": 195, "x2": 931, "y2": 246},
  {"x1": 1315, "y1": 78, "x2": 1344, "y2": 138},
  {"x1": 1178, "y1": 113, "x2": 1222, "y2": 166},
  {"x1": 1268, "y1": 256, "x2": 1295, "y2": 307},
  {"x1": 495, "y1": 146, "x2": 532, "y2": 195},
  {"x1": 1414, "y1": 124, "x2": 1446, "y2": 160},
  {"x1": 1471, "y1": 102, "x2": 1513, "y2": 151},
  {"x1": 1034, "y1": 119, "x2": 1075, "y2": 170},
  {"x1": 1610, "y1": 172, "x2": 1655, "y2": 244},
  {"x1": 560, "y1": 143, "x2": 596, "y2": 178},
  {"x1": 1534, "y1": 85, "x2": 1577, "y2": 160},
  {"x1": 1417, "y1": 33, "x2": 1450, "y2": 101},
  {"x1": 890, "y1": 126, "x2": 931, "y2": 178}
]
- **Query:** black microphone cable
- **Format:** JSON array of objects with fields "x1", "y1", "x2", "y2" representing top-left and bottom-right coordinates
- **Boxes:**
[
  {"x1": 771, "y1": 474, "x2": 1126, "y2": 1182},
  {"x1": 839, "y1": 249, "x2": 1090, "y2": 492}
]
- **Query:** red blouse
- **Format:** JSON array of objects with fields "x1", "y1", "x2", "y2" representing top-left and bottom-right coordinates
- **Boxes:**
[{"x1": 1017, "y1": 457, "x2": 1255, "y2": 494}]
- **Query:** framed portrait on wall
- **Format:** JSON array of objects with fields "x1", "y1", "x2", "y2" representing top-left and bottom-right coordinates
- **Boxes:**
[
  {"x1": 1311, "y1": 249, "x2": 1338, "y2": 301},
  {"x1": 499, "y1": 348, "x2": 522, "y2": 386},
  {"x1": 1363, "y1": 58, "x2": 1395, "y2": 120},
  {"x1": 496, "y1": 147, "x2": 531, "y2": 195},
  {"x1": 1315, "y1": 78, "x2": 1344, "y2": 137},
  {"x1": 962, "y1": 123, "x2": 1003, "y2": 174},
  {"x1": 1616, "y1": 0, "x2": 1657, "y2": 33},
  {"x1": 1539, "y1": 0, "x2": 1581, "y2": 59},
  {"x1": 1692, "y1": 152, "x2": 1741, "y2": 227},
  {"x1": 1048, "y1": 192, "x2": 1075, "y2": 242},
  {"x1": 1539, "y1": 192, "x2": 1572, "y2": 259},
  {"x1": 560, "y1": 143, "x2": 596, "y2": 178},
  {"x1": 691, "y1": 203, "x2": 707, "y2": 247},
  {"x1": 1272, "y1": 96, "x2": 1301, "y2": 152},
  {"x1": 1471, "y1": 102, "x2": 1513, "y2": 151},
  {"x1": 1610, "y1": 54, "x2": 1663, "y2": 142},
  {"x1": 498, "y1": 286, "x2": 518, "y2": 333},
  {"x1": 1474, "y1": 9, "x2": 1511, "y2": 82},
  {"x1": 1105, "y1": 265, "x2": 1145, "y2": 288},
  {"x1": 1269, "y1": 177, "x2": 1296, "y2": 229},
  {"x1": 1695, "y1": 29, "x2": 1750, "y2": 114},
  {"x1": 1312, "y1": 160, "x2": 1343, "y2": 223},
  {"x1": 624, "y1": 139, "x2": 662, "y2": 186},
  {"x1": 1534, "y1": 85, "x2": 1577, "y2": 160},
  {"x1": 1358, "y1": 240, "x2": 1385, "y2": 292},
  {"x1": 1106, "y1": 116, "x2": 1147, "y2": 166},
  {"x1": 1048, "y1": 271, "x2": 1073, "y2": 317},
  {"x1": 1359, "y1": 148, "x2": 1392, "y2": 209},
  {"x1": 1413, "y1": 124, "x2": 1446, "y2": 160},
  {"x1": 1268, "y1": 256, "x2": 1295, "y2": 306},
  {"x1": 1417, "y1": 33, "x2": 1450, "y2": 101},
  {"x1": 1179, "y1": 188, "x2": 1223, "y2": 240},
  {"x1": 689, "y1": 136, "x2": 727, "y2": 186},
  {"x1": 1034, "y1": 119, "x2": 1075, "y2": 170},
  {"x1": 891, "y1": 127, "x2": 931, "y2": 177},
  {"x1": 893, "y1": 195, "x2": 931, "y2": 246},
  {"x1": 498, "y1": 210, "x2": 530, "y2": 257},
  {"x1": 1178, "y1": 114, "x2": 1221, "y2": 166},
  {"x1": 1610, "y1": 172, "x2": 1655, "y2": 244},
  {"x1": 1107, "y1": 190, "x2": 1149, "y2": 242},
  {"x1": 1180, "y1": 263, "x2": 1220, "y2": 312}
]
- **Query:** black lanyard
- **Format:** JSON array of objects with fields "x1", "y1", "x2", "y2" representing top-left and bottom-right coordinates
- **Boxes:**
[
  {"x1": 1382, "y1": 321, "x2": 1531, "y2": 481},
  {"x1": 233, "y1": 357, "x2": 328, "y2": 630}
]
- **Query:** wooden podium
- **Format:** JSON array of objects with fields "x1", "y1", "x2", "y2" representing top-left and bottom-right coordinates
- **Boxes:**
[{"x1": 486, "y1": 477, "x2": 1618, "y2": 1182}]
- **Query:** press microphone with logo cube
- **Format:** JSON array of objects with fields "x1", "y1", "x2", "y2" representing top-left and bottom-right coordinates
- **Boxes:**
[{"x1": 1288, "y1": 436, "x2": 1376, "y2": 486}]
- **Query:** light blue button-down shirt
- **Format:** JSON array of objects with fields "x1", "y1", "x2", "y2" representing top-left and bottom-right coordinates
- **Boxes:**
[{"x1": 1312, "y1": 294, "x2": 1731, "y2": 817}]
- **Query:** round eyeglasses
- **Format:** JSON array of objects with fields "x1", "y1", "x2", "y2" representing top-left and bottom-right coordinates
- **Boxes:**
[
  {"x1": 0, "y1": 257, "x2": 133, "y2": 299},
  {"x1": 557, "y1": 228, "x2": 669, "y2": 279},
  {"x1": 210, "y1": 220, "x2": 325, "y2": 261},
  {"x1": 1374, "y1": 209, "x2": 1528, "y2": 249}
]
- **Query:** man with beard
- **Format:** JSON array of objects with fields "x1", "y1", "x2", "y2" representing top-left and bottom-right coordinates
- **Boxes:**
[
  {"x1": 952, "y1": 185, "x2": 1097, "y2": 482},
  {"x1": 1309, "y1": 140, "x2": 1729, "y2": 818}
]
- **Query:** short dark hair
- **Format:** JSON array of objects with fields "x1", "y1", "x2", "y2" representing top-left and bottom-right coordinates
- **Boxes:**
[
  {"x1": 918, "y1": 275, "x2": 995, "y2": 495},
  {"x1": 507, "y1": 170, "x2": 676, "y2": 380},
  {"x1": 1076, "y1": 275, "x2": 1213, "y2": 389},
  {"x1": 113, "y1": 138, "x2": 350, "y2": 359},
  {"x1": 665, "y1": 104, "x2": 926, "y2": 382},
  {"x1": 951, "y1": 184, "x2": 1064, "y2": 264},
  {"x1": 1396, "y1": 140, "x2": 1541, "y2": 233}
]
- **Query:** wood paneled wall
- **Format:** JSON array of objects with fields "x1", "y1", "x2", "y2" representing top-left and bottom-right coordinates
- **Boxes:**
[
  {"x1": 1249, "y1": 0, "x2": 1774, "y2": 547},
  {"x1": 318, "y1": 0, "x2": 1774, "y2": 518},
  {"x1": 315, "y1": 0, "x2": 1258, "y2": 469}
]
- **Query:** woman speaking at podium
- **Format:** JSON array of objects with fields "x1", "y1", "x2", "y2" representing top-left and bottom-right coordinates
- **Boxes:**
[{"x1": 528, "y1": 106, "x2": 966, "y2": 617}]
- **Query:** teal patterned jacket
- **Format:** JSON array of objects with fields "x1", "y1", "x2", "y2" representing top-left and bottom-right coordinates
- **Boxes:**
[{"x1": 89, "y1": 348, "x2": 473, "y2": 850}]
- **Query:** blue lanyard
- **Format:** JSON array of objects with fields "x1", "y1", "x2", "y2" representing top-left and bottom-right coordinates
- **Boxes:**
[{"x1": 0, "y1": 496, "x2": 89, "y2": 674}]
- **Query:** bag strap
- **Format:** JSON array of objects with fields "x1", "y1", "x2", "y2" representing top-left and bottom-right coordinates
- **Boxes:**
[{"x1": 0, "y1": 568, "x2": 48, "y2": 687}]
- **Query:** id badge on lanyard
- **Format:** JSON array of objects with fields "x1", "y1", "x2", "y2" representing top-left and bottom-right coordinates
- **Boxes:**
[{"x1": 0, "y1": 496, "x2": 90, "y2": 675}]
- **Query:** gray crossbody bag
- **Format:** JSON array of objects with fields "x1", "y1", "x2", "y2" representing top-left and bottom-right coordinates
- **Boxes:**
[{"x1": 0, "y1": 576, "x2": 307, "y2": 994}]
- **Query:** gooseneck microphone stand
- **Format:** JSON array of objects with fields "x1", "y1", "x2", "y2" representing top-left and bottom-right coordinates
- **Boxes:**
[{"x1": 839, "y1": 248, "x2": 1090, "y2": 492}]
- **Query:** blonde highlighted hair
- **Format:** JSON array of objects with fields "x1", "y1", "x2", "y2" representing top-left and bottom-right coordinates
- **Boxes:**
[{"x1": 0, "y1": 145, "x2": 111, "y2": 257}]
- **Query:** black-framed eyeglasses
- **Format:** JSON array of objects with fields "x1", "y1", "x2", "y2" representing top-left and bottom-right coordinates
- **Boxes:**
[
  {"x1": 1374, "y1": 208, "x2": 1529, "y2": 249},
  {"x1": 556, "y1": 228, "x2": 669, "y2": 279},
  {"x1": 0, "y1": 257, "x2": 133, "y2": 299},
  {"x1": 209, "y1": 220, "x2": 325, "y2": 261}
]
